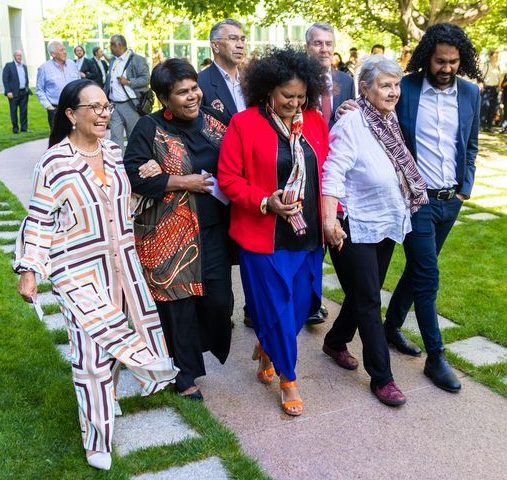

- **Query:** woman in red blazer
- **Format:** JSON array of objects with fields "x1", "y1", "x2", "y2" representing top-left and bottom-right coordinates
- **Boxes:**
[{"x1": 218, "y1": 47, "x2": 328, "y2": 416}]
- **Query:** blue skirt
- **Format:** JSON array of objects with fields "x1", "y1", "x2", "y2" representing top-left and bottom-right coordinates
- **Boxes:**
[{"x1": 239, "y1": 247, "x2": 323, "y2": 380}]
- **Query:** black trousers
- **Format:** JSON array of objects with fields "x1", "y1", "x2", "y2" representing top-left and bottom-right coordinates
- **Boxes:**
[
  {"x1": 8, "y1": 91, "x2": 29, "y2": 132},
  {"x1": 480, "y1": 86, "x2": 499, "y2": 128},
  {"x1": 324, "y1": 221, "x2": 395, "y2": 387}
]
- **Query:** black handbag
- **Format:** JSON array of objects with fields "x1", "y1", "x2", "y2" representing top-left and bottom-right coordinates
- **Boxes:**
[{"x1": 119, "y1": 53, "x2": 154, "y2": 116}]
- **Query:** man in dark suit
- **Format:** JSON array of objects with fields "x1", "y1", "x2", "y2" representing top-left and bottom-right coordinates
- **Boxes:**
[
  {"x1": 198, "y1": 18, "x2": 246, "y2": 125},
  {"x1": 305, "y1": 22, "x2": 355, "y2": 325},
  {"x1": 2, "y1": 50, "x2": 32, "y2": 133},
  {"x1": 74, "y1": 45, "x2": 99, "y2": 82},
  {"x1": 383, "y1": 23, "x2": 481, "y2": 392},
  {"x1": 92, "y1": 46, "x2": 109, "y2": 89},
  {"x1": 306, "y1": 22, "x2": 355, "y2": 131}
]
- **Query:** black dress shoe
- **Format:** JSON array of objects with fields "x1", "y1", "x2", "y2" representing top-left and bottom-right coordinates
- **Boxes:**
[
  {"x1": 424, "y1": 352, "x2": 461, "y2": 392},
  {"x1": 243, "y1": 313, "x2": 254, "y2": 328},
  {"x1": 179, "y1": 387, "x2": 203, "y2": 401},
  {"x1": 319, "y1": 304, "x2": 329, "y2": 318},
  {"x1": 385, "y1": 326, "x2": 422, "y2": 357},
  {"x1": 306, "y1": 309, "x2": 326, "y2": 325}
]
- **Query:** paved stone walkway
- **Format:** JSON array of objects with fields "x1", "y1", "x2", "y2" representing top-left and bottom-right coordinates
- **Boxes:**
[{"x1": 1, "y1": 138, "x2": 506, "y2": 479}]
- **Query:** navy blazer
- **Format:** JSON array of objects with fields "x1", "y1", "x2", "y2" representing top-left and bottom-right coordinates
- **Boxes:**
[
  {"x1": 329, "y1": 70, "x2": 355, "y2": 130},
  {"x1": 396, "y1": 73, "x2": 480, "y2": 197},
  {"x1": 2, "y1": 61, "x2": 31, "y2": 97},
  {"x1": 198, "y1": 62, "x2": 237, "y2": 125}
]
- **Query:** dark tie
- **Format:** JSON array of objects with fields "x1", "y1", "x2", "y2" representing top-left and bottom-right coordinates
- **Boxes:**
[{"x1": 321, "y1": 93, "x2": 332, "y2": 123}]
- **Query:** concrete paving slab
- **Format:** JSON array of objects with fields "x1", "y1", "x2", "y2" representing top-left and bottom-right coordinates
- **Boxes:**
[
  {"x1": 453, "y1": 220, "x2": 463, "y2": 226},
  {"x1": 466, "y1": 212, "x2": 500, "y2": 221},
  {"x1": 459, "y1": 205, "x2": 472, "y2": 212},
  {"x1": 116, "y1": 369, "x2": 143, "y2": 399},
  {"x1": 0, "y1": 210, "x2": 14, "y2": 216},
  {"x1": 403, "y1": 311, "x2": 459, "y2": 333},
  {"x1": 475, "y1": 166, "x2": 506, "y2": 177},
  {"x1": 114, "y1": 407, "x2": 199, "y2": 456},
  {"x1": 470, "y1": 185, "x2": 503, "y2": 197},
  {"x1": 56, "y1": 344, "x2": 71, "y2": 363},
  {"x1": 472, "y1": 196, "x2": 507, "y2": 208},
  {"x1": 322, "y1": 273, "x2": 340, "y2": 290},
  {"x1": 480, "y1": 175, "x2": 507, "y2": 189},
  {"x1": 43, "y1": 312, "x2": 65, "y2": 331},
  {"x1": 132, "y1": 457, "x2": 228, "y2": 480},
  {"x1": 37, "y1": 291, "x2": 58, "y2": 306},
  {"x1": 0, "y1": 202, "x2": 9, "y2": 208},
  {"x1": 0, "y1": 220, "x2": 20, "y2": 227},
  {"x1": 447, "y1": 336, "x2": 507, "y2": 366},
  {"x1": 0, "y1": 244, "x2": 15, "y2": 254},
  {"x1": 0, "y1": 139, "x2": 47, "y2": 209},
  {"x1": 380, "y1": 289, "x2": 392, "y2": 307},
  {"x1": 0, "y1": 231, "x2": 18, "y2": 240}
]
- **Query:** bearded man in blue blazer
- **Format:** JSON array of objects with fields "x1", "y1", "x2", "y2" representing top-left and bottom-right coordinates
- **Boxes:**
[{"x1": 383, "y1": 23, "x2": 481, "y2": 393}]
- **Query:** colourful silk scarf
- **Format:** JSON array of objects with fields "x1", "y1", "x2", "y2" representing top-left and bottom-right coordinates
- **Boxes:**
[
  {"x1": 358, "y1": 96, "x2": 428, "y2": 213},
  {"x1": 267, "y1": 103, "x2": 308, "y2": 235}
]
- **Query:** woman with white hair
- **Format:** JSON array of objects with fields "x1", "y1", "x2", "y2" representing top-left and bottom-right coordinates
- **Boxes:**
[{"x1": 321, "y1": 56, "x2": 428, "y2": 406}]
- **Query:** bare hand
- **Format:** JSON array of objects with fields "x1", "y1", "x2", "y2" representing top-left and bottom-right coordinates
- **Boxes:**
[
  {"x1": 267, "y1": 189, "x2": 302, "y2": 219},
  {"x1": 183, "y1": 173, "x2": 213, "y2": 193},
  {"x1": 79, "y1": 72, "x2": 86, "y2": 79},
  {"x1": 6, "y1": 92, "x2": 13, "y2": 99},
  {"x1": 117, "y1": 76, "x2": 129, "y2": 86},
  {"x1": 456, "y1": 193, "x2": 466, "y2": 202},
  {"x1": 337, "y1": 99, "x2": 359, "y2": 118},
  {"x1": 18, "y1": 271, "x2": 37, "y2": 303},
  {"x1": 323, "y1": 221, "x2": 347, "y2": 251},
  {"x1": 139, "y1": 159, "x2": 162, "y2": 179}
]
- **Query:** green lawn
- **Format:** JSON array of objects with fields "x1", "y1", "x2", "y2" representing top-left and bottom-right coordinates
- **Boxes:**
[
  {"x1": 0, "y1": 97, "x2": 270, "y2": 480},
  {"x1": 0, "y1": 96, "x2": 50, "y2": 150}
]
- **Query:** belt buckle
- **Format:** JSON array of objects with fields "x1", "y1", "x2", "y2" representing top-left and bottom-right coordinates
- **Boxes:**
[{"x1": 436, "y1": 190, "x2": 447, "y2": 200}]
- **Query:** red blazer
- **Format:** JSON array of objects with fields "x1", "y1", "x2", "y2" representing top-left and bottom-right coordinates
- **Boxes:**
[{"x1": 218, "y1": 106, "x2": 329, "y2": 253}]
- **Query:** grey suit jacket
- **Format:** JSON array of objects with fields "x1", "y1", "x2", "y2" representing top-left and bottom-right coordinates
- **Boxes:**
[{"x1": 105, "y1": 51, "x2": 149, "y2": 99}]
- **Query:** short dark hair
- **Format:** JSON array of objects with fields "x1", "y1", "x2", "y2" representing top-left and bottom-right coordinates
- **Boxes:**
[
  {"x1": 209, "y1": 19, "x2": 242, "y2": 41},
  {"x1": 49, "y1": 79, "x2": 97, "y2": 147},
  {"x1": 150, "y1": 58, "x2": 197, "y2": 104},
  {"x1": 241, "y1": 46, "x2": 326, "y2": 108},
  {"x1": 370, "y1": 44, "x2": 385, "y2": 54},
  {"x1": 92, "y1": 46, "x2": 101, "y2": 56},
  {"x1": 407, "y1": 23, "x2": 481, "y2": 80},
  {"x1": 110, "y1": 34, "x2": 127, "y2": 47},
  {"x1": 74, "y1": 45, "x2": 84, "y2": 54}
]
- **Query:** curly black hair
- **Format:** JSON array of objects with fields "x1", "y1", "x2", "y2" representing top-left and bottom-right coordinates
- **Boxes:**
[
  {"x1": 407, "y1": 23, "x2": 481, "y2": 80},
  {"x1": 241, "y1": 46, "x2": 326, "y2": 108}
]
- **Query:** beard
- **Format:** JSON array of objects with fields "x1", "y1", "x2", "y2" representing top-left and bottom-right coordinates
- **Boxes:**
[{"x1": 426, "y1": 69, "x2": 456, "y2": 89}]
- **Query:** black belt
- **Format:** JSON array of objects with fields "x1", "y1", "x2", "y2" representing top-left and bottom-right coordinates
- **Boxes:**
[{"x1": 427, "y1": 187, "x2": 457, "y2": 201}]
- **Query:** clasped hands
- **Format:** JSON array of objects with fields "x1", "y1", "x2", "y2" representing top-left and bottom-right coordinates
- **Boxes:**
[
  {"x1": 267, "y1": 189, "x2": 302, "y2": 220},
  {"x1": 138, "y1": 159, "x2": 213, "y2": 193},
  {"x1": 323, "y1": 221, "x2": 347, "y2": 251}
]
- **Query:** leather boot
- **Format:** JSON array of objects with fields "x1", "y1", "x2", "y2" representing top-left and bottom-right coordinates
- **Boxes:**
[
  {"x1": 424, "y1": 351, "x2": 461, "y2": 392},
  {"x1": 384, "y1": 325, "x2": 422, "y2": 356}
]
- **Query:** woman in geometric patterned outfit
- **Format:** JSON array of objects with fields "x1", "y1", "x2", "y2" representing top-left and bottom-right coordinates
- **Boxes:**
[{"x1": 15, "y1": 79, "x2": 178, "y2": 471}]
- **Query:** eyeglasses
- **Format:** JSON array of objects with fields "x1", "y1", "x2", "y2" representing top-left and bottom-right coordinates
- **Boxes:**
[
  {"x1": 216, "y1": 35, "x2": 247, "y2": 43},
  {"x1": 75, "y1": 103, "x2": 115, "y2": 115}
]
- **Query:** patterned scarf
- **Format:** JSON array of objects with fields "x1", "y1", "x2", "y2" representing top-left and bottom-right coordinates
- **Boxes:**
[
  {"x1": 267, "y1": 103, "x2": 307, "y2": 235},
  {"x1": 358, "y1": 96, "x2": 428, "y2": 213}
]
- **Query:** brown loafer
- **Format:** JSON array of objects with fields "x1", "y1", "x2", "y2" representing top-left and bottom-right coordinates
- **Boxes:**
[
  {"x1": 371, "y1": 381, "x2": 406, "y2": 406},
  {"x1": 322, "y1": 344, "x2": 359, "y2": 370}
]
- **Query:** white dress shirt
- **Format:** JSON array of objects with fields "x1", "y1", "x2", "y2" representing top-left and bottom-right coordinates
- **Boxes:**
[
  {"x1": 15, "y1": 61, "x2": 27, "y2": 89},
  {"x1": 322, "y1": 109, "x2": 412, "y2": 244},
  {"x1": 415, "y1": 77, "x2": 459, "y2": 189},
  {"x1": 109, "y1": 50, "x2": 136, "y2": 102},
  {"x1": 215, "y1": 63, "x2": 246, "y2": 112}
]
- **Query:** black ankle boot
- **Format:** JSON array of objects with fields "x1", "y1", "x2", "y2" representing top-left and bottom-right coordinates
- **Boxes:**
[{"x1": 424, "y1": 351, "x2": 461, "y2": 392}]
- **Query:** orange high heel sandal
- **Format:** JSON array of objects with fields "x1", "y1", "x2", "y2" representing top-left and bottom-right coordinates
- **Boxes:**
[
  {"x1": 252, "y1": 343, "x2": 275, "y2": 384},
  {"x1": 280, "y1": 380, "x2": 304, "y2": 416}
]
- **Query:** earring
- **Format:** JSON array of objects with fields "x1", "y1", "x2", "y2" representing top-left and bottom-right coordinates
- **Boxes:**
[
  {"x1": 163, "y1": 108, "x2": 173, "y2": 121},
  {"x1": 72, "y1": 123, "x2": 76, "y2": 130}
]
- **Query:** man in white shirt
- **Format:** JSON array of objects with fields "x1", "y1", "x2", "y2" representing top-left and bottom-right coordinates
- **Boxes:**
[
  {"x1": 198, "y1": 19, "x2": 246, "y2": 125},
  {"x1": 480, "y1": 49, "x2": 502, "y2": 132},
  {"x1": 105, "y1": 34, "x2": 150, "y2": 152},
  {"x1": 384, "y1": 23, "x2": 481, "y2": 393}
]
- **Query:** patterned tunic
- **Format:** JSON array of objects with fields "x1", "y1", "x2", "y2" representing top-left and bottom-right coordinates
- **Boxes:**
[{"x1": 14, "y1": 138, "x2": 172, "y2": 372}]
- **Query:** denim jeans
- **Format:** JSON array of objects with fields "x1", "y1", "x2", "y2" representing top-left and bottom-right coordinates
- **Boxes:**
[{"x1": 385, "y1": 196, "x2": 463, "y2": 354}]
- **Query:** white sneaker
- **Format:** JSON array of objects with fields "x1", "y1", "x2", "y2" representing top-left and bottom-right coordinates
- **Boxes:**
[{"x1": 86, "y1": 451, "x2": 112, "y2": 470}]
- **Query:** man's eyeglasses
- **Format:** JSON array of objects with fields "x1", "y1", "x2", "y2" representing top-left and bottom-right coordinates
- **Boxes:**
[
  {"x1": 217, "y1": 35, "x2": 247, "y2": 44},
  {"x1": 75, "y1": 103, "x2": 115, "y2": 115}
]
